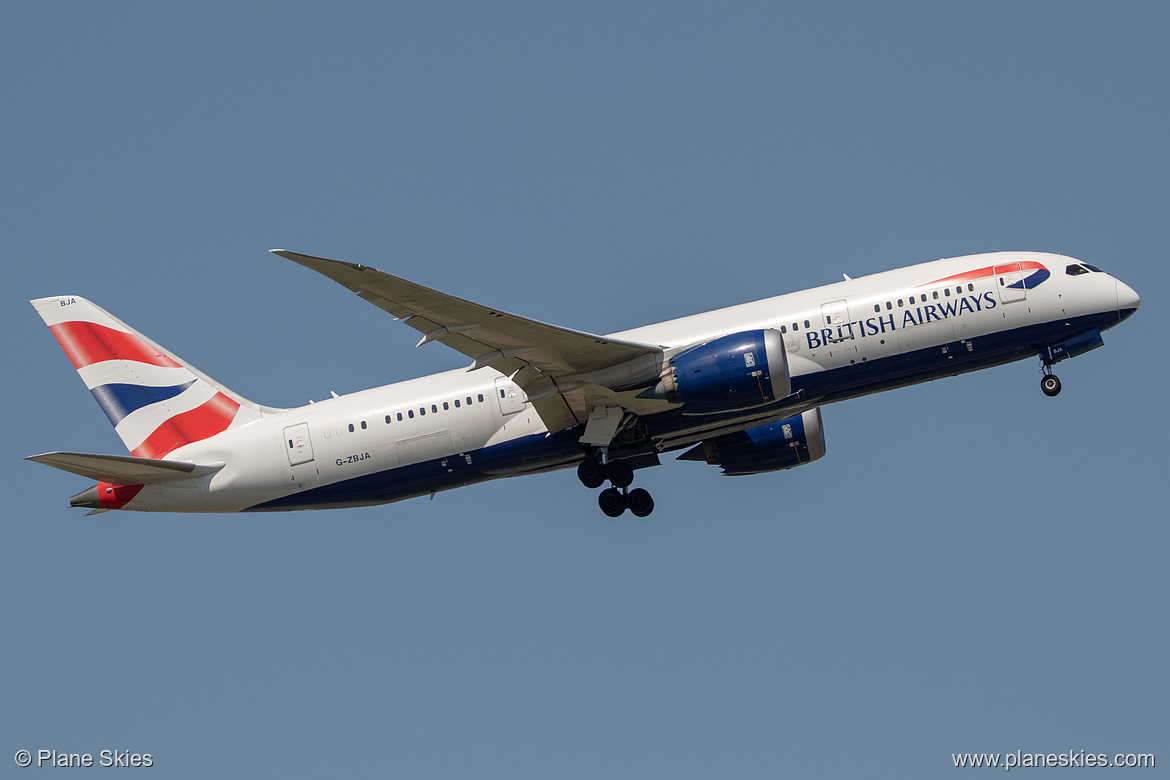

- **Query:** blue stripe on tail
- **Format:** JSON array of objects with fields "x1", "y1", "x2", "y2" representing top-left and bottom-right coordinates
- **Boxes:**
[{"x1": 89, "y1": 380, "x2": 197, "y2": 426}]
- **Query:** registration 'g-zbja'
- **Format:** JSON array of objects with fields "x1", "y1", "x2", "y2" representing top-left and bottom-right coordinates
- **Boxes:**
[{"x1": 28, "y1": 250, "x2": 1140, "y2": 517}]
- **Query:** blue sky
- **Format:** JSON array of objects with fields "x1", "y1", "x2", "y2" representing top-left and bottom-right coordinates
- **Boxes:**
[{"x1": 3, "y1": 3, "x2": 1166, "y2": 777}]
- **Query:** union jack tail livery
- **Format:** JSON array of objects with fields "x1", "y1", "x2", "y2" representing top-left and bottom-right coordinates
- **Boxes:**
[{"x1": 31, "y1": 296, "x2": 267, "y2": 459}]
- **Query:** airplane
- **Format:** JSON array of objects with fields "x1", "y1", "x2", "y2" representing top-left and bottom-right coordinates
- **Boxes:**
[{"x1": 27, "y1": 250, "x2": 1139, "y2": 517}]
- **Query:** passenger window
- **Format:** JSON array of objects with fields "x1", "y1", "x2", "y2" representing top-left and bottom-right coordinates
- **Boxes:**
[
  {"x1": 944, "y1": 288, "x2": 951, "y2": 296},
  {"x1": 780, "y1": 325, "x2": 787, "y2": 334},
  {"x1": 431, "y1": 404, "x2": 437, "y2": 413},
  {"x1": 967, "y1": 283, "x2": 974, "y2": 292},
  {"x1": 397, "y1": 412, "x2": 404, "y2": 421},
  {"x1": 420, "y1": 407, "x2": 426, "y2": 416},
  {"x1": 443, "y1": 402, "x2": 449, "y2": 410},
  {"x1": 909, "y1": 296, "x2": 915, "y2": 304},
  {"x1": 361, "y1": 421, "x2": 367, "y2": 430},
  {"x1": 885, "y1": 301, "x2": 892, "y2": 310},
  {"x1": 793, "y1": 322, "x2": 799, "y2": 332},
  {"x1": 385, "y1": 415, "x2": 391, "y2": 424},
  {"x1": 454, "y1": 399, "x2": 461, "y2": 408},
  {"x1": 348, "y1": 423, "x2": 354, "y2": 432},
  {"x1": 803, "y1": 320, "x2": 810, "y2": 329},
  {"x1": 897, "y1": 299, "x2": 903, "y2": 307},
  {"x1": 874, "y1": 304, "x2": 880, "y2": 313},
  {"x1": 466, "y1": 396, "x2": 473, "y2": 405},
  {"x1": 478, "y1": 394, "x2": 484, "y2": 402},
  {"x1": 408, "y1": 410, "x2": 414, "y2": 418},
  {"x1": 933, "y1": 291, "x2": 939, "y2": 299}
]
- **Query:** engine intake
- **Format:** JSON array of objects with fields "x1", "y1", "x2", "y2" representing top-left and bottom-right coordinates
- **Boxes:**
[{"x1": 641, "y1": 329, "x2": 789, "y2": 415}]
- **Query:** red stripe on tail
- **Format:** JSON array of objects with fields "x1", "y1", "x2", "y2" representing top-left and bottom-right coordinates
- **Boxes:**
[
  {"x1": 131, "y1": 393, "x2": 240, "y2": 459},
  {"x1": 49, "y1": 321, "x2": 183, "y2": 370}
]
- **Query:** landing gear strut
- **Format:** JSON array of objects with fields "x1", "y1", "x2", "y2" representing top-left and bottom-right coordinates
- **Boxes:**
[{"x1": 579, "y1": 453, "x2": 654, "y2": 517}]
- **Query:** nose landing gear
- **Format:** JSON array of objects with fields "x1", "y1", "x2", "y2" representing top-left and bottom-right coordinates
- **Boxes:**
[
  {"x1": 1040, "y1": 372, "x2": 1062, "y2": 397},
  {"x1": 1038, "y1": 356, "x2": 1062, "y2": 397}
]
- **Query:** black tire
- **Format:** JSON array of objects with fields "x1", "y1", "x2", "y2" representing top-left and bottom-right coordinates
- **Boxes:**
[
  {"x1": 606, "y1": 459, "x2": 634, "y2": 488},
  {"x1": 598, "y1": 487, "x2": 626, "y2": 517},
  {"x1": 1041, "y1": 374, "x2": 1062, "y2": 397},
  {"x1": 626, "y1": 488, "x2": 655, "y2": 517},
  {"x1": 577, "y1": 459, "x2": 606, "y2": 489}
]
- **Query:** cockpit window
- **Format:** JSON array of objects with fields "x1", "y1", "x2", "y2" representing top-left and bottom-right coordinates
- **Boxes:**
[
  {"x1": 1083, "y1": 263, "x2": 1105, "y2": 273},
  {"x1": 1065, "y1": 264, "x2": 1090, "y2": 276}
]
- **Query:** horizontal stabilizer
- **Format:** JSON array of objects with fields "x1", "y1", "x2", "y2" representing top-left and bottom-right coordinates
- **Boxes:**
[{"x1": 26, "y1": 451, "x2": 223, "y2": 485}]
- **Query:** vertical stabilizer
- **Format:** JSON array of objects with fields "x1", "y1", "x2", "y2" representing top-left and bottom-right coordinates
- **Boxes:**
[{"x1": 31, "y1": 296, "x2": 275, "y2": 458}]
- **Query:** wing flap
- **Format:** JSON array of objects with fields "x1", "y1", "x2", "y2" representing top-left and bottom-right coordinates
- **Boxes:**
[{"x1": 27, "y1": 451, "x2": 224, "y2": 485}]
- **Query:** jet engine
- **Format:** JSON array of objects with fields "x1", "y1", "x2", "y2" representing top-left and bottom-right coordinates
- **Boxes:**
[
  {"x1": 641, "y1": 329, "x2": 789, "y2": 415},
  {"x1": 678, "y1": 407, "x2": 826, "y2": 475}
]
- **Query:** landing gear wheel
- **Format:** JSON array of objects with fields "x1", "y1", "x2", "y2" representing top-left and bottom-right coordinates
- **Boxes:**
[
  {"x1": 598, "y1": 487, "x2": 626, "y2": 517},
  {"x1": 626, "y1": 488, "x2": 655, "y2": 517},
  {"x1": 606, "y1": 460, "x2": 634, "y2": 489},
  {"x1": 1041, "y1": 374, "x2": 1062, "y2": 397},
  {"x1": 577, "y1": 459, "x2": 606, "y2": 489}
]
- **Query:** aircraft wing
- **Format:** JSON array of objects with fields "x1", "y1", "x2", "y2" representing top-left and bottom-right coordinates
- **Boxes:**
[{"x1": 274, "y1": 250, "x2": 663, "y2": 432}]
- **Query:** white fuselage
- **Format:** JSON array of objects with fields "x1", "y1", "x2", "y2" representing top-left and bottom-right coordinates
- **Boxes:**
[{"x1": 117, "y1": 252, "x2": 1137, "y2": 512}]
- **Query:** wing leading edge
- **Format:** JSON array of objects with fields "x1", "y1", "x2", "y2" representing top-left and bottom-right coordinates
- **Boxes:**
[{"x1": 273, "y1": 250, "x2": 665, "y2": 432}]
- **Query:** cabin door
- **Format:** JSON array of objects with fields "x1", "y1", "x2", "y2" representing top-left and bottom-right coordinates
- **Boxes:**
[
  {"x1": 820, "y1": 300, "x2": 852, "y2": 343},
  {"x1": 284, "y1": 423, "x2": 314, "y2": 466},
  {"x1": 995, "y1": 263, "x2": 1026, "y2": 304},
  {"x1": 495, "y1": 377, "x2": 525, "y2": 415}
]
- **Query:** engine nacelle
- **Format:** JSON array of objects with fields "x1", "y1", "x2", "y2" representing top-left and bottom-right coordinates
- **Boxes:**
[
  {"x1": 679, "y1": 407, "x2": 826, "y2": 475},
  {"x1": 641, "y1": 329, "x2": 790, "y2": 415}
]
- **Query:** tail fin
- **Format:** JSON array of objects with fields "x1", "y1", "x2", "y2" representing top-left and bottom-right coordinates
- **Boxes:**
[{"x1": 31, "y1": 295, "x2": 275, "y2": 459}]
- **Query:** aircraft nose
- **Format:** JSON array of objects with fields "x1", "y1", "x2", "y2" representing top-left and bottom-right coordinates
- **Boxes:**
[{"x1": 1115, "y1": 278, "x2": 1140, "y2": 320}]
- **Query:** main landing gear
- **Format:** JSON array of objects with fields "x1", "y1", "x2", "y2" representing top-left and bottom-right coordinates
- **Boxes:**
[{"x1": 578, "y1": 457, "x2": 655, "y2": 517}]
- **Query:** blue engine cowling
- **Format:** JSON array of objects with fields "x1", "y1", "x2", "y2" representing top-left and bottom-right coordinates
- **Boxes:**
[
  {"x1": 678, "y1": 408, "x2": 826, "y2": 475},
  {"x1": 641, "y1": 329, "x2": 790, "y2": 415}
]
